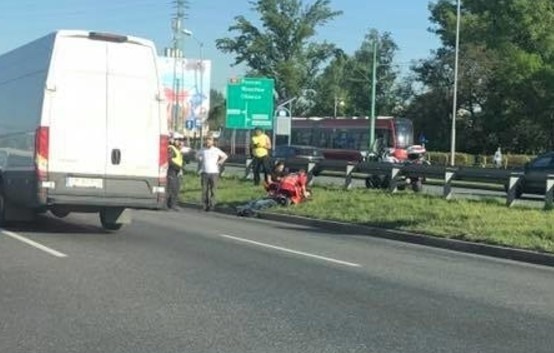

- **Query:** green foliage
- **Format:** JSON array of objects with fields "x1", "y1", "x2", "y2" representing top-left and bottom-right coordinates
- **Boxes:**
[
  {"x1": 427, "y1": 152, "x2": 450, "y2": 166},
  {"x1": 208, "y1": 89, "x2": 225, "y2": 130},
  {"x1": 216, "y1": 0, "x2": 342, "y2": 101},
  {"x1": 309, "y1": 30, "x2": 401, "y2": 117},
  {"x1": 412, "y1": 0, "x2": 554, "y2": 154}
]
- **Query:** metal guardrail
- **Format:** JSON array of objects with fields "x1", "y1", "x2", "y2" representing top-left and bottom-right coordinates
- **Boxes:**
[{"x1": 223, "y1": 155, "x2": 554, "y2": 209}]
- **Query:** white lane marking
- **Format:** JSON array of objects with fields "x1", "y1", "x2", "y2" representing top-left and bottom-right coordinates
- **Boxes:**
[
  {"x1": 1, "y1": 230, "x2": 67, "y2": 258},
  {"x1": 220, "y1": 234, "x2": 361, "y2": 268}
]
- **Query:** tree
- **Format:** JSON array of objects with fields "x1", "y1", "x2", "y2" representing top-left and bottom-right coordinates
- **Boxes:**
[
  {"x1": 309, "y1": 30, "x2": 401, "y2": 117},
  {"x1": 409, "y1": 0, "x2": 554, "y2": 153},
  {"x1": 309, "y1": 49, "x2": 350, "y2": 116},
  {"x1": 345, "y1": 30, "x2": 400, "y2": 117},
  {"x1": 208, "y1": 89, "x2": 226, "y2": 130},
  {"x1": 216, "y1": 0, "x2": 342, "y2": 102}
]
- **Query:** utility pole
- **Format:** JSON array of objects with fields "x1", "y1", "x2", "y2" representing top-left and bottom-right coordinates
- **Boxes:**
[
  {"x1": 170, "y1": 0, "x2": 189, "y2": 133},
  {"x1": 450, "y1": 0, "x2": 461, "y2": 166},
  {"x1": 369, "y1": 39, "x2": 378, "y2": 152}
]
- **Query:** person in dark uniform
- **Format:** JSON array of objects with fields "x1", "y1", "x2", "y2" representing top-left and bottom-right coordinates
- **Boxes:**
[{"x1": 167, "y1": 138, "x2": 183, "y2": 210}]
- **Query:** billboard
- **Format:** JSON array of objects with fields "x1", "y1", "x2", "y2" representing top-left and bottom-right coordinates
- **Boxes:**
[{"x1": 158, "y1": 56, "x2": 211, "y2": 133}]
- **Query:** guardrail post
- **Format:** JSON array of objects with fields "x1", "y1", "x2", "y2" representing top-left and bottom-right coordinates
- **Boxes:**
[
  {"x1": 544, "y1": 174, "x2": 554, "y2": 210},
  {"x1": 506, "y1": 172, "x2": 523, "y2": 208},
  {"x1": 307, "y1": 162, "x2": 316, "y2": 187},
  {"x1": 444, "y1": 168, "x2": 456, "y2": 200},
  {"x1": 388, "y1": 166, "x2": 401, "y2": 193},
  {"x1": 245, "y1": 158, "x2": 253, "y2": 180},
  {"x1": 344, "y1": 164, "x2": 355, "y2": 190}
]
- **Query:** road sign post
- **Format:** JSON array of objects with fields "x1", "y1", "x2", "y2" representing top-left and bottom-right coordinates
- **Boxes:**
[
  {"x1": 226, "y1": 78, "x2": 275, "y2": 130},
  {"x1": 274, "y1": 108, "x2": 292, "y2": 146}
]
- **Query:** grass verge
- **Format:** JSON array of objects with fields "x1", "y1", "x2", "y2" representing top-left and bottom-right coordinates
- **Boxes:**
[{"x1": 180, "y1": 172, "x2": 554, "y2": 254}]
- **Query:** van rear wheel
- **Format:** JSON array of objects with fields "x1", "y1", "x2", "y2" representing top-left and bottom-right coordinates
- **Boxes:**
[
  {"x1": 0, "y1": 189, "x2": 6, "y2": 227},
  {"x1": 51, "y1": 209, "x2": 70, "y2": 219}
]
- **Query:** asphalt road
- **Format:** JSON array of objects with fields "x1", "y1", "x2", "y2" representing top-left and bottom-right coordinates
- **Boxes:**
[{"x1": 1, "y1": 210, "x2": 553, "y2": 353}]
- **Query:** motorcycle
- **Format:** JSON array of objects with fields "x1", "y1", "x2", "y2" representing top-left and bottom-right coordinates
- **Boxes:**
[
  {"x1": 403, "y1": 145, "x2": 430, "y2": 193},
  {"x1": 365, "y1": 147, "x2": 402, "y2": 189},
  {"x1": 365, "y1": 145, "x2": 430, "y2": 192}
]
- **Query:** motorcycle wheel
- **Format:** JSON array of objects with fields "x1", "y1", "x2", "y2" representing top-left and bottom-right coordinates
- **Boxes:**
[{"x1": 412, "y1": 179, "x2": 423, "y2": 193}]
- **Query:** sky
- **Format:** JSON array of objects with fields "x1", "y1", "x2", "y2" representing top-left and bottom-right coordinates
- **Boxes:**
[{"x1": 0, "y1": 0, "x2": 441, "y2": 92}]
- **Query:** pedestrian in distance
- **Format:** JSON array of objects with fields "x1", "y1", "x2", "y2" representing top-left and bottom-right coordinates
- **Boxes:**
[
  {"x1": 494, "y1": 147, "x2": 503, "y2": 169},
  {"x1": 250, "y1": 127, "x2": 272, "y2": 186},
  {"x1": 196, "y1": 136, "x2": 228, "y2": 211},
  {"x1": 167, "y1": 137, "x2": 184, "y2": 211}
]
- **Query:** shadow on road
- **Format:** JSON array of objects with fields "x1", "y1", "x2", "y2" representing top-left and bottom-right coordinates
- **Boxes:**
[{"x1": 3, "y1": 215, "x2": 108, "y2": 235}]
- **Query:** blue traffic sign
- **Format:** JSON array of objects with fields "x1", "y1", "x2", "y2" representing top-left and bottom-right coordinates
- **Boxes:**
[
  {"x1": 195, "y1": 118, "x2": 202, "y2": 128},
  {"x1": 185, "y1": 119, "x2": 194, "y2": 130}
]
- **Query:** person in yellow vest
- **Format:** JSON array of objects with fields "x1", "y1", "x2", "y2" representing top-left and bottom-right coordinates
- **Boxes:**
[
  {"x1": 251, "y1": 127, "x2": 272, "y2": 185},
  {"x1": 167, "y1": 138, "x2": 184, "y2": 210}
]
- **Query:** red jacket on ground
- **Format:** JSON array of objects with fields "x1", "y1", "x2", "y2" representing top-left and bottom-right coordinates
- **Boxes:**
[{"x1": 277, "y1": 173, "x2": 307, "y2": 204}]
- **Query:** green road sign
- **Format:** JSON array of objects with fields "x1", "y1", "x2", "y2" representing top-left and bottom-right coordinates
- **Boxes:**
[{"x1": 226, "y1": 77, "x2": 274, "y2": 129}]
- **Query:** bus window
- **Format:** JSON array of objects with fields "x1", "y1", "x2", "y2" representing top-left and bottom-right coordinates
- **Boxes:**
[
  {"x1": 311, "y1": 128, "x2": 323, "y2": 148},
  {"x1": 333, "y1": 130, "x2": 349, "y2": 149},
  {"x1": 359, "y1": 132, "x2": 369, "y2": 150},
  {"x1": 291, "y1": 130, "x2": 313, "y2": 146},
  {"x1": 320, "y1": 130, "x2": 333, "y2": 148}
]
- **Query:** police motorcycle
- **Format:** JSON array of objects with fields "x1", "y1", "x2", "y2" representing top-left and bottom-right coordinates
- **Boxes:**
[
  {"x1": 402, "y1": 145, "x2": 430, "y2": 193},
  {"x1": 365, "y1": 144, "x2": 429, "y2": 192},
  {"x1": 364, "y1": 145, "x2": 403, "y2": 189}
]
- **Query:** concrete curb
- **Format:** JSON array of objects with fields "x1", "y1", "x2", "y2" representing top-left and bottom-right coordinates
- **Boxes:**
[{"x1": 178, "y1": 202, "x2": 554, "y2": 267}]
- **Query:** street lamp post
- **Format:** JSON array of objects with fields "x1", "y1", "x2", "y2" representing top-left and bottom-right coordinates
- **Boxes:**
[
  {"x1": 171, "y1": 19, "x2": 182, "y2": 133},
  {"x1": 450, "y1": 0, "x2": 462, "y2": 166},
  {"x1": 183, "y1": 29, "x2": 205, "y2": 148},
  {"x1": 370, "y1": 39, "x2": 378, "y2": 152}
]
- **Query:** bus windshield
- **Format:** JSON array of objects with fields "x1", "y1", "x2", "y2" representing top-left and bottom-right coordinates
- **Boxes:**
[{"x1": 394, "y1": 119, "x2": 414, "y2": 149}]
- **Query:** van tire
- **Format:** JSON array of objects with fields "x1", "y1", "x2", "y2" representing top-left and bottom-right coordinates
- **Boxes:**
[
  {"x1": 99, "y1": 211, "x2": 123, "y2": 231},
  {"x1": 51, "y1": 209, "x2": 70, "y2": 218},
  {"x1": 0, "y1": 188, "x2": 6, "y2": 227}
]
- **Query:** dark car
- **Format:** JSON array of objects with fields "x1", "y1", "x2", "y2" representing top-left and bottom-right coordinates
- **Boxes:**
[
  {"x1": 272, "y1": 145, "x2": 324, "y2": 163},
  {"x1": 510, "y1": 152, "x2": 554, "y2": 197},
  {"x1": 271, "y1": 145, "x2": 324, "y2": 175}
]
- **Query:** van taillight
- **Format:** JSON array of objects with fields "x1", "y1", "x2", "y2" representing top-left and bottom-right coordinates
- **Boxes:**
[
  {"x1": 159, "y1": 135, "x2": 169, "y2": 184},
  {"x1": 35, "y1": 126, "x2": 50, "y2": 179}
]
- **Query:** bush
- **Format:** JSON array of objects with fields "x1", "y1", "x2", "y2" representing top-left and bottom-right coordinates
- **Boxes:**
[
  {"x1": 454, "y1": 153, "x2": 473, "y2": 166},
  {"x1": 504, "y1": 154, "x2": 534, "y2": 168},
  {"x1": 427, "y1": 152, "x2": 474, "y2": 166},
  {"x1": 427, "y1": 152, "x2": 449, "y2": 165}
]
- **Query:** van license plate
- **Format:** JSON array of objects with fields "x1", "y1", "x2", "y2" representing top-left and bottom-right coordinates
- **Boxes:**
[{"x1": 66, "y1": 177, "x2": 103, "y2": 189}]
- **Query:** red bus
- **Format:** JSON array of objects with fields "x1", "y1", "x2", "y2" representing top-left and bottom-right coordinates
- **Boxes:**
[{"x1": 218, "y1": 117, "x2": 414, "y2": 162}]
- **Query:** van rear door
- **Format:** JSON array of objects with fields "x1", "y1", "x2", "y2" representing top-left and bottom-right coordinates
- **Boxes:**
[
  {"x1": 48, "y1": 37, "x2": 107, "y2": 191},
  {"x1": 104, "y1": 41, "x2": 161, "y2": 198}
]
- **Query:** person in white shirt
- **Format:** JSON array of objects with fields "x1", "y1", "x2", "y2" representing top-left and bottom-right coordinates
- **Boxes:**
[
  {"x1": 196, "y1": 137, "x2": 228, "y2": 211},
  {"x1": 494, "y1": 147, "x2": 503, "y2": 169}
]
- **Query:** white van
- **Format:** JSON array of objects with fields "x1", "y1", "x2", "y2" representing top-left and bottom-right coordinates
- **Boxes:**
[{"x1": 0, "y1": 30, "x2": 168, "y2": 230}]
